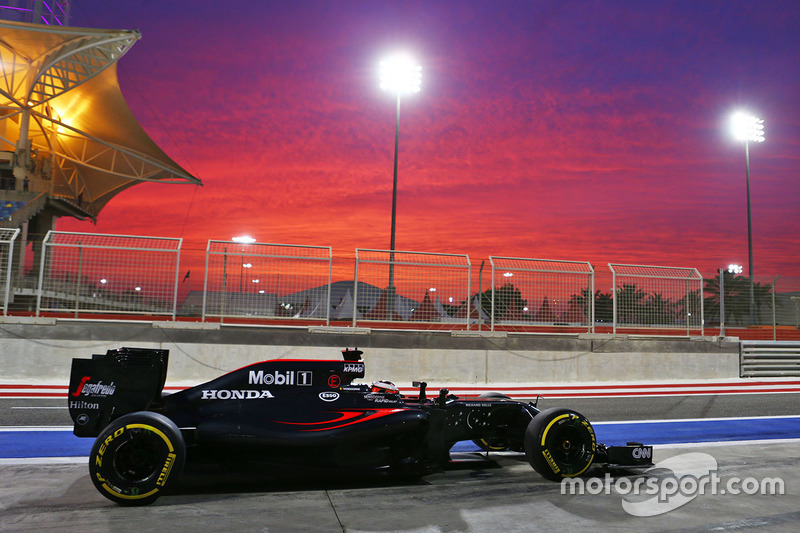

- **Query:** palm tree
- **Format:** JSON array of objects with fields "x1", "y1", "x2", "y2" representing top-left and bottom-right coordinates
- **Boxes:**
[
  {"x1": 569, "y1": 288, "x2": 593, "y2": 322},
  {"x1": 615, "y1": 284, "x2": 647, "y2": 325},
  {"x1": 703, "y1": 270, "x2": 773, "y2": 326},
  {"x1": 595, "y1": 291, "x2": 613, "y2": 323},
  {"x1": 678, "y1": 289, "x2": 703, "y2": 328},
  {"x1": 474, "y1": 283, "x2": 527, "y2": 321},
  {"x1": 642, "y1": 292, "x2": 678, "y2": 325}
]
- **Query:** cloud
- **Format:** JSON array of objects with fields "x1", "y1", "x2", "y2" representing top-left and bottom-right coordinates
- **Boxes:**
[{"x1": 58, "y1": 0, "x2": 800, "y2": 280}]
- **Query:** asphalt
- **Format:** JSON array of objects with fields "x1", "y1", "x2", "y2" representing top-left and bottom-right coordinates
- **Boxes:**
[
  {"x1": 2, "y1": 394, "x2": 799, "y2": 532},
  {"x1": 1, "y1": 442, "x2": 798, "y2": 532}
]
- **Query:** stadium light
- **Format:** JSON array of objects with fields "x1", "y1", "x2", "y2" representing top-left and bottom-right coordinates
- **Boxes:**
[
  {"x1": 232, "y1": 237, "x2": 256, "y2": 293},
  {"x1": 379, "y1": 53, "x2": 421, "y2": 320},
  {"x1": 730, "y1": 112, "x2": 765, "y2": 325},
  {"x1": 731, "y1": 112, "x2": 765, "y2": 143}
]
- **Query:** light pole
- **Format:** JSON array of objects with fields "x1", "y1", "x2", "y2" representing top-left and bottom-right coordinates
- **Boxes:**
[
  {"x1": 232, "y1": 235, "x2": 256, "y2": 310},
  {"x1": 241, "y1": 263, "x2": 252, "y2": 292},
  {"x1": 731, "y1": 112, "x2": 765, "y2": 325},
  {"x1": 379, "y1": 54, "x2": 421, "y2": 320}
]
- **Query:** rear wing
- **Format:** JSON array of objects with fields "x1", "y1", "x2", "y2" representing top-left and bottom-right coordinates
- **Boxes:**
[{"x1": 68, "y1": 347, "x2": 169, "y2": 437}]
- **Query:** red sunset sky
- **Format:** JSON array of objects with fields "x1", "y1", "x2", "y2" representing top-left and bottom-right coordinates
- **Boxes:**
[{"x1": 56, "y1": 1, "x2": 799, "y2": 281}]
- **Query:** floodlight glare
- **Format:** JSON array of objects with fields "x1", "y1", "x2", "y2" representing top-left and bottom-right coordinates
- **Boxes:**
[
  {"x1": 728, "y1": 264, "x2": 743, "y2": 274},
  {"x1": 232, "y1": 235, "x2": 256, "y2": 244},
  {"x1": 731, "y1": 112, "x2": 765, "y2": 143},
  {"x1": 379, "y1": 54, "x2": 422, "y2": 95},
  {"x1": 729, "y1": 111, "x2": 765, "y2": 325},
  {"x1": 379, "y1": 53, "x2": 422, "y2": 321}
]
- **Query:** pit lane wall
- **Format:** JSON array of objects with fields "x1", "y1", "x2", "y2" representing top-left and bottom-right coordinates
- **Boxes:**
[{"x1": 0, "y1": 318, "x2": 739, "y2": 386}]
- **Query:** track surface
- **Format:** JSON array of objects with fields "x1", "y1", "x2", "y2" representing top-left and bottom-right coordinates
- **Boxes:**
[{"x1": 2, "y1": 394, "x2": 799, "y2": 532}]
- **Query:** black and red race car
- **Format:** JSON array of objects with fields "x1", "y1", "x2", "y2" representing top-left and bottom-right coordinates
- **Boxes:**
[{"x1": 68, "y1": 347, "x2": 653, "y2": 505}]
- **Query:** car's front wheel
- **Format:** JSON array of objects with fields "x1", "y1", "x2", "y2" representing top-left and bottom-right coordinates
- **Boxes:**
[
  {"x1": 88, "y1": 411, "x2": 185, "y2": 506},
  {"x1": 524, "y1": 408, "x2": 595, "y2": 481}
]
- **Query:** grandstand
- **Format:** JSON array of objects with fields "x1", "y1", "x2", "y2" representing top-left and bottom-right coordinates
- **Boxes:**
[{"x1": 0, "y1": 2, "x2": 201, "y2": 307}]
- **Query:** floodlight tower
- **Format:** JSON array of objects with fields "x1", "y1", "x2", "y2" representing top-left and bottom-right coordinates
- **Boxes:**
[
  {"x1": 379, "y1": 54, "x2": 421, "y2": 320},
  {"x1": 731, "y1": 111, "x2": 765, "y2": 325},
  {"x1": 0, "y1": 5, "x2": 200, "y2": 314}
]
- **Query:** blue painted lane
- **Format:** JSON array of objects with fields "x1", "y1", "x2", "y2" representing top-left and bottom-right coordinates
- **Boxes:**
[
  {"x1": 3, "y1": 416, "x2": 800, "y2": 459},
  {"x1": 593, "y1": 416, "x2": 800, "y2": 446},
  {"x1": 0, "y1": 430, "x2": 92, "y2": 458},
  {"x1": 448, "y1": 416, "x2": 800, "y2": 453}
]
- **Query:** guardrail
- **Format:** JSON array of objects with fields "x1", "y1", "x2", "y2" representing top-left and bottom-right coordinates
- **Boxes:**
[{"x1": 740, "y1": 341, "x2": 800, "y2": 377}]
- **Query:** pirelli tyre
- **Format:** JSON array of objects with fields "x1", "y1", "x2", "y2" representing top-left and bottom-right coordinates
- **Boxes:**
[
  {"x1": 524, "y1": 408, "x2": 596, "y2": 482},
  {"x1": 88, "y1": 411, "x2": 185, "y2": 506},
  {"x1": 472, "y1": 392, "x2": 512, "y2": 451}
]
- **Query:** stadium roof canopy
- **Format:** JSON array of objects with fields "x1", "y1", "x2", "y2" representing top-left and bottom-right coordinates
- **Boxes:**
[{"x1": 0, "y1": 20, "x2": 201, "y2": 218}]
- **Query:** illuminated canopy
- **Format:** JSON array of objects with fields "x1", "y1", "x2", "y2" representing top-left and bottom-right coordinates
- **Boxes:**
[{"x1": 0, "y1": 20, "x2": 200, "y2": 218}]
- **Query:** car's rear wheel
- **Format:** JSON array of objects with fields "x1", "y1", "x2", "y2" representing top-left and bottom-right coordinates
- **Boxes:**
[
  {"x1": 89, "y1": 411, "x2": 185, "y2": 506},
  {"x1": 472, "y1": 392, "x2": 511, "y2": 451},
  {"x1": 524, "y1": 408, "x2": 595, "y2": 481}
]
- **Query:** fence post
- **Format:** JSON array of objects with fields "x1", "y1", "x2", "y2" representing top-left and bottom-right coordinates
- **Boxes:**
[
  {"x1": 699, "y1": 271, "x2": 704, "y2": 336},
  {"x1": 477, "y1": 260, "x2": 484, "y2": 331},
  {"x1": 74, "y1": 241, "x2": 82, "y2": 318},
  {"x1": 35, "y1": 231, "x2": 51, "y2": 317},
  {"x1": 611, "y1": 265, "x2": 617, "y2": 334},
  {"x1": 719, "y1": 268, "x2": 725, "y2": 337},
  {"x1": 353, "y1": 250, "x2": 360, "y2": 328},
  {"x1": 1, "y1": 229, "x2": 20, "y2": 316},
  {"x1": 772, "y1": 276, "x2": 780, "y2": 341},
  {"x1": 589, "y1": 268, "x2": 595, "y2": 333},
  {"x1": 171, "y1": 239, "x2": 182, "y2": 321},
  {"x1": 201, "y1": 240, "x2": 211, "y2": 322}
]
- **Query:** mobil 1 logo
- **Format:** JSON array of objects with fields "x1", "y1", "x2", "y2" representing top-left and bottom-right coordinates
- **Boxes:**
[{"x1": 249, "y1": 369, "x2": 313, "y2": 386}]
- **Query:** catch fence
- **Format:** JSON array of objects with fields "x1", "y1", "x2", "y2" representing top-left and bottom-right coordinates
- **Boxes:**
[
  {"x1": 352, "y1": 249, "x2": 471, "y2": 328},
  {"x1": 202, "y1": 241, "x2": 332, "y2": 323},
  {"x1": 2, "y1": 230, "x2": 797, "y2": 340},
  {"x1": 0, "y1": 228, "x2": 20, "y2": 315},
  {"x1": 36, "y1": 232, "x2": 182, "y2": 318},
  {"x1": 608, "y1": 263, "x2": 703, "y2": 335},
  {"x1": 488, "y1": 257, "x2": 594, "y2": 332}
]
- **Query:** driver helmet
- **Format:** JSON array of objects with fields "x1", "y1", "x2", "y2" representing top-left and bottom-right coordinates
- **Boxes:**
[{"x1": 371, "y1": 380, "x2": 399, "y2": 394}]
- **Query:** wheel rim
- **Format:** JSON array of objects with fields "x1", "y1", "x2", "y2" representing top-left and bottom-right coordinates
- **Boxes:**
[
  {"x1": 111, "y1": 429, "x2": 164, "y2": 484},
  {"x1": 549, "y1": 424, "x2": 589, "y2": 466}
]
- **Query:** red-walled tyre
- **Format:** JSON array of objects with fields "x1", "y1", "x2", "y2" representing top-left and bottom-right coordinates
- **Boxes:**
[
  {"x1": 89, "y1": 411, "x2": 185, "y2": 506},
  {"x1": 524, "y1": 408, "x2": 596, "y2": 481}
]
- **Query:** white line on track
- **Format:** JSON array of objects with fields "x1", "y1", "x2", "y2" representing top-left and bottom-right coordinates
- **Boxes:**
[
  {"x1": 0, "y1": 426, "x2": 73, "y2": 431},
  {"x1": 592, "y1": 414, "x2": 800, "y2": 425},
  {"x1": 10, "y1": 406, "x2": 67, "y2": 410},
  {"x1": 0, "y1": 457, "x2": 87, "y2": 465},
  {"x1": 653, "y1": 437, "x2": 800, "y2": 448}
]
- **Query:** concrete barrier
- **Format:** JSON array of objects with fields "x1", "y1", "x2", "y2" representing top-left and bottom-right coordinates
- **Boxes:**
[{"x1": 0, "y1": 319, "x2": 740, "y2": 386}]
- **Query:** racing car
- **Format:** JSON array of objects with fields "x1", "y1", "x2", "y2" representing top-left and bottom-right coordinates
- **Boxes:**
[{"x1": 68, "y1": 347, "x2": 653, "y2": 505}]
